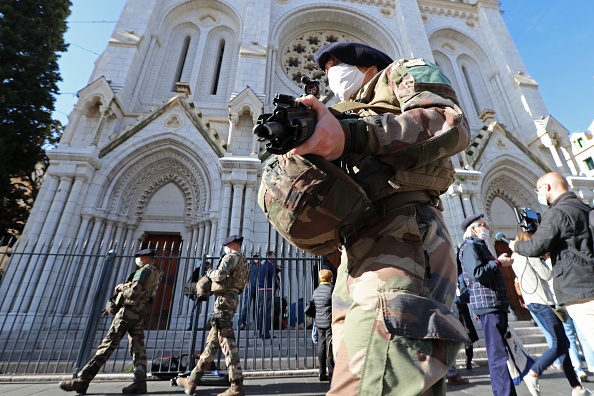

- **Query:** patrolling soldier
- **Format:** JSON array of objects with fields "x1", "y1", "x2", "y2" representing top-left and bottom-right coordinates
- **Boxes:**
[
  {"x1": 59, "y1": 248, "x2": 161, "y2": 394},
  {"x1": 284, "y1": 42, "x2": 471, "y2": 395},
  {"x1": 177, "y1": 234, "x2": 249, "y2": 396}
]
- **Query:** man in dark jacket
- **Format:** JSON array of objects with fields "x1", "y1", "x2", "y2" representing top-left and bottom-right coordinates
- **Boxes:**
[
  {"x1": 312, "y1": 269, "x2": 334, "y2": 382},
  {"x1": 459, "y1": 214, "x2": 516, "y2": 396},
  {"x1": 510, "y1": 172, "x2": 594, "y2": 378}
]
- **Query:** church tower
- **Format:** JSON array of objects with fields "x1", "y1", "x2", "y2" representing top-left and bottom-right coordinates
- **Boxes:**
[{"x1": 1, "y1": 1, "x2": 593, "y2": 372}]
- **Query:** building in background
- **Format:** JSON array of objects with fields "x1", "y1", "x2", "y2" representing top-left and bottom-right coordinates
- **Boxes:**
[{"x1": 2, "y1": 0, "x2": 594, "y2": 333}]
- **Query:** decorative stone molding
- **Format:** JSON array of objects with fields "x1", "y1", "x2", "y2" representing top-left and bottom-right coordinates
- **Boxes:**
[
  {"x1": 281, "y1": 31, "x2": 359, "y2": 98},
  {"x1": 109, "y1": 149, "x2": 208, "y2": 218},
  {"x1": 419, "y1": 5, "x2": 478, "y2": 22},
  {"x1": 163, "y1": 113, "x2": 184, "y2": 130}
]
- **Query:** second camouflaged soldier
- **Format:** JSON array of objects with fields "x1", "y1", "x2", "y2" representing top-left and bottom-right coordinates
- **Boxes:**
[
  {"x1": 59, "y1": 248, "x2": 161, "y2": 394},
  {"x1": 177, "y1": 234, "x2": 250, "y2": 396}
]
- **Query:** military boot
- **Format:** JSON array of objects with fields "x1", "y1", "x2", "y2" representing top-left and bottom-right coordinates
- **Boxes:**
[
  {"x1": 122, "y1": 381, "x2": 147, "y2": 394},
  {"x1": 58, "y1": 378, "x2": 89, "y2": 394},
  {"x1": 176, "y1": 376, "x2": 197, "y2": 395},
  {"x1": 217, "y1": 379, "x2": 245, "y2": 396}
]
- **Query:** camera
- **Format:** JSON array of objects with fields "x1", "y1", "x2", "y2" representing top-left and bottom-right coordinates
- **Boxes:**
[
  {"x1": 514, "y1": 207, "x2": 541, "y2": 234},
  {"x1": 253, "y1": 76, "x2": 321, "y2": 155}
]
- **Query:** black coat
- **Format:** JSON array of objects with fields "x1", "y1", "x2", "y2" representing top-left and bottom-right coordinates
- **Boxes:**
[
  {"x1": 312, "y1": 283, "x2": 333, "y2": 329},
  {"x1": 515, "y1": 192, "x2": 594, "y2": 305}
]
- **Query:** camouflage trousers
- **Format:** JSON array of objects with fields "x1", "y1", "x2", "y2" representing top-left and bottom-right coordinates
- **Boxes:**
[
  {"x1": 329, "y1": 204, "x2": 467, "y2": 396},
  {"x1": 79, "y1": 305, "x2": 148, "y2": 382},
  {"x1": 190, "y1": 291, "x2": 243, "y2": 381}
]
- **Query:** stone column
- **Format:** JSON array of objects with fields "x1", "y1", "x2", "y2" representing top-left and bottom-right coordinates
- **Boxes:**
[
  {"x1": 229, "y1": 182, "x2": 245, "y2": 235},
  {"x1": 51, "y1": 177, "x2": 85, "y2": 242},
  {"x1": 38, "y1": 177, "x2": 74, "y2": 242},
  {"x1": 219, "y1": 181, "x2": 232, "y2": 243},
  {"x1": 227, "y1": 114, "x2": 239, "y2": 155}
]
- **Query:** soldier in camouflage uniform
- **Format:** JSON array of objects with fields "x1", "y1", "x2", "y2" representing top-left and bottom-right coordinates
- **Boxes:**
[
  {"x1": 59, "y1": 248, "x2": 161, "y2": 394},
  {"x1": 287, "y1": 42, "x2": 472, "y2": 395},
  {"x1": 177, "y1": 234, "x2": 249, "y2": 396}
]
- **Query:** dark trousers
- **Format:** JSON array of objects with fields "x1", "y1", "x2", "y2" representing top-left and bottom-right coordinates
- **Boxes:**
[
  {"x1": 527, "y1": 303, "x2": 580, "y2": 387},
  {"x1": 317, "y1": 326, "x2": 334, "y2": 379},
  {"x1": 480, "y1": 311, "x2": 517, "y2": 396}
]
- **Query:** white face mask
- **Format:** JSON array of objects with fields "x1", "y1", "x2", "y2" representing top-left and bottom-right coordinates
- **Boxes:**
[
  {"x1": 537, "y1": 188, "x2": 548, "y2": 206},
  {"x1": 476, "y1": 229, "x2": 490, "y2": 240},
  {"x1": 327, "y1": 63, "x2": 367, "y2": 101},
  {"x1": 224, "y1": 246, "x2": 231, "y2": 255},
  {"x1": 135, "y1": 257, "x2": 143, "y2": 267}
]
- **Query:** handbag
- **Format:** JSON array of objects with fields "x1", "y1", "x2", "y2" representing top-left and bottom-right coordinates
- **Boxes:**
[
  {"x1": 505, "y1": 327, "x2": 534, "y2": 386},
  {"x1": 304, "y1": 300, "x2": 316, "y2": 318}
]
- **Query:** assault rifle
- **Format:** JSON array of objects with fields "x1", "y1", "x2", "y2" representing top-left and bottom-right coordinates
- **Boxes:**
[{"x1": 253, "y1": 76, "x2": 320, "y2": 155}]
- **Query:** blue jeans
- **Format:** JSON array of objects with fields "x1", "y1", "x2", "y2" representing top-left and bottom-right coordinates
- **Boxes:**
[
  {"x1": 257, "y1": 289, "x2": 273, "y2": 338},
  {"x1": 531, "y1": 307, "x2": 561, "y2": 366},
  {"x1": 480, "y1": 311, "x2": 517, "y2": 396},
  {"x1": 239, "y1": 287, "x2": 256, "y2": 326},
  {"x1": 527, "y1": 303, "x2": 580, "y2": 387}
]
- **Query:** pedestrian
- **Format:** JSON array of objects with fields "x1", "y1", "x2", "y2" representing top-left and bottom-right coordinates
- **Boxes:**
[
  {"x1": 311, "y1": 269, "x2": 334, "y2": 383},
  {"x1": 290, "y1": 41, "x2": 470, "y2": 395},
  {"x1": 509, "y1": 171, "x2": 594, "y2": 396},
  {"x1": 257, "y1": 251, "x2": 277, "y2": 340},
  {"x1": 511, "y1": 230, "x2": 580, "y2": 395},
  {"x1": 458, "y1": 213, "x2": 517, "y2": 395},
  {"x1": 239, "y1": 254, "x2": 259, "y2": 330},
  {"x1": 59, "y1": 248, "x2": 161, "y2": 394},
  {"x1": 176, "y1": 234, "x2": 250, "y2": 396}
]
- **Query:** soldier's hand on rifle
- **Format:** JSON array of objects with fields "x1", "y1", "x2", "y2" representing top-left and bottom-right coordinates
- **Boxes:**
[{"x1": 291, "y1": 95, "x2": 344, "y2": 161}]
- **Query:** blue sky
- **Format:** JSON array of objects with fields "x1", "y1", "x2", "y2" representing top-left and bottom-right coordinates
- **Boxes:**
[{"x1": 54, "y1": 1, "x2": 594, "y2": 134}]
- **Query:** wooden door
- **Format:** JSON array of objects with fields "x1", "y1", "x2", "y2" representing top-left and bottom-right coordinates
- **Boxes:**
[{"x1": 143, "y1": 234, "x2": 182, "y2": 330}]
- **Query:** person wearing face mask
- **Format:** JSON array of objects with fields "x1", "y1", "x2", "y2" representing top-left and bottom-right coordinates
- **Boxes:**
[
  {"x1": 459, "y1": 214, "x2": 516, "y2": 395},
  {"x1": 59, "y1": 249, "x2": 161, "y2": 395},
  {"x1": 508, "y1": 172, "x2": 594, "y2": 396},
  {"x1": 278, "y1": 42, "x2": 471, "y2": 395},
  {"x1": 177, "y1": 235, "x2": 249, "y2": 396}
]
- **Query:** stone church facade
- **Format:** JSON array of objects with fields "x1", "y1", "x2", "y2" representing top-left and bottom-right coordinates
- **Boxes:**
[{"x1": 3, "y1": 0, "x2": 594, "y2": 328}]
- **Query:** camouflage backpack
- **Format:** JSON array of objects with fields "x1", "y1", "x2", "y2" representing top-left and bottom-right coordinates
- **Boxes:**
[{"x1": 258, "y1": 154, "x2": 375, "y2": 255}]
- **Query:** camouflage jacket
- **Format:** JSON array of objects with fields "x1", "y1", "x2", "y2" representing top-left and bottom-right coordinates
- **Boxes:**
[
  {"x1": 121, "y1": 263, "x2": 161, "y2": 306},
  {"x1": 208, "y1": 251, "x2": 249, "y2": 294},
  {"x1": 332, "y1": 58, "x2": 471, "y2": 202}
]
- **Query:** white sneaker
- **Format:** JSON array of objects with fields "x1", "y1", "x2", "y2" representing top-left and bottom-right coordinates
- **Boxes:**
[
  {"x1": 523, "y1": 373, "x2": 541, "y2": 396},
  {"x1": 572, "y1": 387, "x2": 593, "y2": 396}
]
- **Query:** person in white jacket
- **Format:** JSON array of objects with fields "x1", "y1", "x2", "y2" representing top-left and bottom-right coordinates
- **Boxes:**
[{"x1": 511, "y1": 231, "x2": 581, "y2": 396}]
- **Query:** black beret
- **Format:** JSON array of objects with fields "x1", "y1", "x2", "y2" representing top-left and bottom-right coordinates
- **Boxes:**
[
  {"x1": 134, "y1": 248, "x2": 156, "y2": 257},
  {"x1": 314, "y1": 42, "x2": 393, "y2": 72},
  {"x1": 461, "y1": 214, "x2": 484, "y2": 231},
  {"x1": 222, "y1": 234, "x2": 243, "y2": 246}
]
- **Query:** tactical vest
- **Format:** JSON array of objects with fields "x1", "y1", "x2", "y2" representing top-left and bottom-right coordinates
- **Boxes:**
[
  {"x1": 212, "y1": 252, "x2": 249, "y2": 293},
  {"x1": 228, "y1": 252, "x2": 249, "y2": 293},
  {"x1": 127, "y1": 264, "x2": 161, "y2": 305}
]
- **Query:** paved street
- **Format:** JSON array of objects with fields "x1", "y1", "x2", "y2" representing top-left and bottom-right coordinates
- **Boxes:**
[{"x1": 0, "y1": 364, "x2": 589, "y2": 395}]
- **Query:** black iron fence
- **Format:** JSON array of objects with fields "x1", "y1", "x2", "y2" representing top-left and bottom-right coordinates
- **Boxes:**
[{"x1": 0, "y1": 236, "x2": 323, "y2": 376}]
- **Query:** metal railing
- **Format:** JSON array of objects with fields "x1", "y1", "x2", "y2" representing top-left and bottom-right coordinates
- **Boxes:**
[{"x1": 0, "y1": 236, "x2": 323, "y2": 376}]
